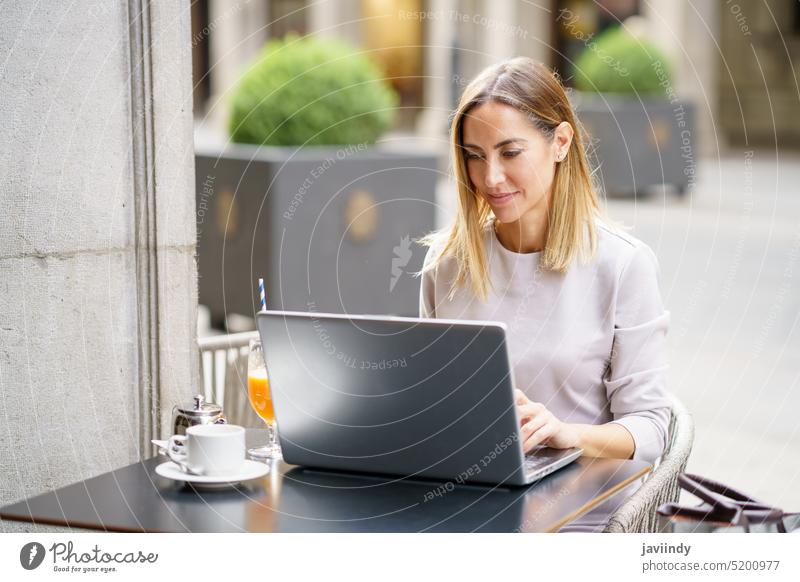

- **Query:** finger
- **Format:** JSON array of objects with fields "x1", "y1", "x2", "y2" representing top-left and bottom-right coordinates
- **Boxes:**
[
  {"x1": 523, "y1": 423, "x2": 557, "y2": 453},
  {"x1": 513, "y1": 389, "x2": 528, "y2": 405},
  {"x1": 520, "y1": 416, "x2": 547, "y2": 441},
  {"x1": 516, "y1": 402, "x2": 543, "y2": 422}
]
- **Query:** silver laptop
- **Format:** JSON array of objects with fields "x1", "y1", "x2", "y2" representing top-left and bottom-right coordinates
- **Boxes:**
[{"x1": 256, "y1": 310, "x2": 583, "y2": 486}]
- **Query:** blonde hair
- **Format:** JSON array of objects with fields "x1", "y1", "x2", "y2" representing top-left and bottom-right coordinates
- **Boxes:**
[{"x1": 419, "y1": 57, "x2": 601, "y2": 301}]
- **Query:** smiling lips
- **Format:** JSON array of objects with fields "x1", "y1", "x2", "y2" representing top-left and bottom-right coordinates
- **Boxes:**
[{"x1": 486, "y1": 191, "x2": 519, "y2": 204}]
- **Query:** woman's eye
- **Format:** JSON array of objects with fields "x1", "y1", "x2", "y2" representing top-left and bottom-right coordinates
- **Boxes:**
[
  {"x1": 465, "y1": 152, "x2": 483, "y2": 161},
  {"x1": 502, "y1": 150, "x2": 522, "y2": 158}
]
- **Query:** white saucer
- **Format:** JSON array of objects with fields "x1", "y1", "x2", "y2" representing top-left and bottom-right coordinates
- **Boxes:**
[{"x1": 155, "y1": 460, "x2": 269, "y2": 488}]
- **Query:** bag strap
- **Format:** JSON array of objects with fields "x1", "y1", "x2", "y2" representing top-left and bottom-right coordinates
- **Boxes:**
[{"x1": 657, "y1": 473, "x2": 798, "y2": 532}]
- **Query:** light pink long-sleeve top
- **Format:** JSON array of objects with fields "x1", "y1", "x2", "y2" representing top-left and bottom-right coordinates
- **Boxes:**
[{"x1": 419, "y1": 221, "x2": 671, "y2": 464}]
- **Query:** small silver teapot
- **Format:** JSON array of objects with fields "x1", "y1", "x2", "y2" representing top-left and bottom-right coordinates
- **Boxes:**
[{"x1": 171, "y1": 394, "x2": 226, "y2": 436}]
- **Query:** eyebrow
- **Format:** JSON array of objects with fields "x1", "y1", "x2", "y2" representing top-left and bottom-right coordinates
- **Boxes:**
[{"x1": 462, "y1": 138, "x2": 528, "y2": 150}]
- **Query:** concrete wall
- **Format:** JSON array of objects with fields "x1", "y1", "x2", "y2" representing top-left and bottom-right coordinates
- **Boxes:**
[{"x1": 0, "y1": 1, "x2": 198, "y2": 531}]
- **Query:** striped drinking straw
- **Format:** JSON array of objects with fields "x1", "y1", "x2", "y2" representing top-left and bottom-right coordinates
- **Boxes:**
[{"x1": 258, "y1": 278, "x2": 266, "y2": 312}]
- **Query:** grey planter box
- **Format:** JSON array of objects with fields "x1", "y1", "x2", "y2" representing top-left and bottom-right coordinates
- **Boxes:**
[
  {"x1": 572, "y1": 93, "x2": 696, "y2": 197},
  {"x1": 195, "y1": 144, "x2": 439, "y2": 327}
]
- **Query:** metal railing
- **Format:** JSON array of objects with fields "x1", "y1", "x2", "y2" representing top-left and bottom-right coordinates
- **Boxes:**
[{"x1": 198, "y1": 331, "x2": 260, "y2": 427}]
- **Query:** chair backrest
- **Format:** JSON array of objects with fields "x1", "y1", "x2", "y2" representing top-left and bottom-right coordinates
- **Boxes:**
[
  {"x1": 198, "y1": 331, "x2": 261, "y2": 427},
  {"x1": 602, "y1": 392, "x2": 695, "y2": 532}
]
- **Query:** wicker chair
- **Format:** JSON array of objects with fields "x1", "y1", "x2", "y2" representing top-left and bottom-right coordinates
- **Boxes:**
[
  {"x1": 602, "y1": 393, "x2": 694, "y2": 532},
  {"x1": 198, "y1": 331, "x2": 261, "y2": 427}
]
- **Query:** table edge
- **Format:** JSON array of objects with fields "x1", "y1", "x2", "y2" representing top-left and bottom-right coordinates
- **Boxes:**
[{"x1": 543, "y1": 462, "x2": 653, "y2": 532}]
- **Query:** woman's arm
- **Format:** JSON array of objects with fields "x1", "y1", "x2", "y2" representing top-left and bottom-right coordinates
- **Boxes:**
[
  {"x1": 602, "y1": 243, "x2": 671, "y2": 463},
  {"x1": 516, "y1": 243, "x2": 670, "y2": 462},
  {"x1": 571, "y1": 422, "x2": 635, "y2": 459},
  {"x1": 515, "y1": 390, "x2": 634, "y2": 459}
]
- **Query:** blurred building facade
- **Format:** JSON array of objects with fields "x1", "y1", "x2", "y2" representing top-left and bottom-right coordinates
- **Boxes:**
[{"x1": 191, "y1": 0, "x2": 800, "y2": 154}]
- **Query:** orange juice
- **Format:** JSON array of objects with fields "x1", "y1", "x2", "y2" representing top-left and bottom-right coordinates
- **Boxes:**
[{"x1": 247, "y1": 370, "x2": 275, "y2": 423}]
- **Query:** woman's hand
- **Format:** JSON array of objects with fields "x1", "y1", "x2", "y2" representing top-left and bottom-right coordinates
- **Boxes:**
[{"x1": 514, "y1": 389, "x2": 580, "y2": 453}]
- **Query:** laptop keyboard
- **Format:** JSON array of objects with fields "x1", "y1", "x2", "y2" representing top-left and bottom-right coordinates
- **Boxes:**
[
  {"x1": 523, "y1": 454, "x2": 553, "y2": 472},
  {"x1": 523, "y1": 446, "x2": 567, "y2": 475}
]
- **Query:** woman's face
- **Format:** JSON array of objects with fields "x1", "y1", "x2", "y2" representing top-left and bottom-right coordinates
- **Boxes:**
[{"x1": 461, "y1": 101, "x2": 572, "y2": 226}]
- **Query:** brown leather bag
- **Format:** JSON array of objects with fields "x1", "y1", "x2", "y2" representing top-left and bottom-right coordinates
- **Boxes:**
[{"x1": 657, "y1": 473, "x2": 800, "y2": 533}]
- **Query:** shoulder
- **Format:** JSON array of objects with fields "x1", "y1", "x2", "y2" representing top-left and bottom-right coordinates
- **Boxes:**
[
  {"x1": 421, "y1": 220, "x2": 493, "y2": 277},
  {"x1": 593, "y1": 220, "x2": 660, "y2": 281},
  {"x1": 592, "y1": 222, "x2": 666, "y2": 322},
  {"x1": 420, "y1": 229, "x2": 459, "y2": 281}
]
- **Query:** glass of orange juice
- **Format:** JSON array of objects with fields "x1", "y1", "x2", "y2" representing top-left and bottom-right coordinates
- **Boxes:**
[{"x1": 247, "y1": 339, "x2": 281, "y2": 460}]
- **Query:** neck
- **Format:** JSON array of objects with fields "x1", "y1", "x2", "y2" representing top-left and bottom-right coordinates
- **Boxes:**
[{"x1": 495, "y1": 207, "x2": 549, "y2": 254}]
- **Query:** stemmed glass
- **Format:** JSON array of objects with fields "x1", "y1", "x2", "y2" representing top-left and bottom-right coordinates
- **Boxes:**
[{"x1": 246, "y1": 338, "x2": 282, "y2": 460}]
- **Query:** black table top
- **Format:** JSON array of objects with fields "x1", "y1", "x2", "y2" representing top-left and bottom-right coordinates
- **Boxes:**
[{"x1": 1, "y1": 450, "x2": 650, "y2": 533}]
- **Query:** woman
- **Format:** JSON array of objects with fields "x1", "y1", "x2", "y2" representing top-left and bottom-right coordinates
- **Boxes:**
[{"x1": 419, "y1": 57, "x2": 670, "y2": 464}]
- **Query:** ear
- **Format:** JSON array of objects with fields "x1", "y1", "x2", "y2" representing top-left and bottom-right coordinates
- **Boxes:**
[{"x1": 553, "y1": 121, "x2": 574, "y2": 160}]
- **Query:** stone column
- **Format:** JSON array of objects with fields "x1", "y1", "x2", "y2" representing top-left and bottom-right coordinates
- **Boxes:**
[
  {"x1": 202, "y1": 0, "x2": 268, "y2": 137},
  {"x1": 479, "y1": 0, "x2": 517, "y2": 66},
  {"x1": 308, "y1": 0, "x2": 362, "y2": 44},
  {"x1": 644, "y1": 0, "x2": 721, "y2": 156},
  {"x1": 0, "y1": 0, "x2": 198, "y2": 530},
  {"x1": 515, "y1": 1, "x2": 554, "y2": 65},
  {"x1": 416, "y1": 0, "x2": 458, "y2": 140}
]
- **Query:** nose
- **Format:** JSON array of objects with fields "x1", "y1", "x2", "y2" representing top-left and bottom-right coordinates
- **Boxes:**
[{"x1": 484, "y1": 158, "x2": 505, "y2": 189}]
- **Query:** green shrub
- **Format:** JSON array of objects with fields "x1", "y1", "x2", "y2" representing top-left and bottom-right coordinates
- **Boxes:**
[
  {"x1": 229, "y1": 35, "x2": 398, "y2": 146},
  {"x1": 572, "y1": 26, "x2": 672, "y2": 96}
]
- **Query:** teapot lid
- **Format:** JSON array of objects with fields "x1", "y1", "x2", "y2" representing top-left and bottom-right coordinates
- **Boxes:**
[{"x1": 175, "y1": 394, "x2": 222, "y2": 417}]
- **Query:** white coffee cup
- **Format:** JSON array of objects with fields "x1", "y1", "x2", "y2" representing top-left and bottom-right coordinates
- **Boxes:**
[{"x1": 167, "y1": 424, "x2": 245, "y2": 476}]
